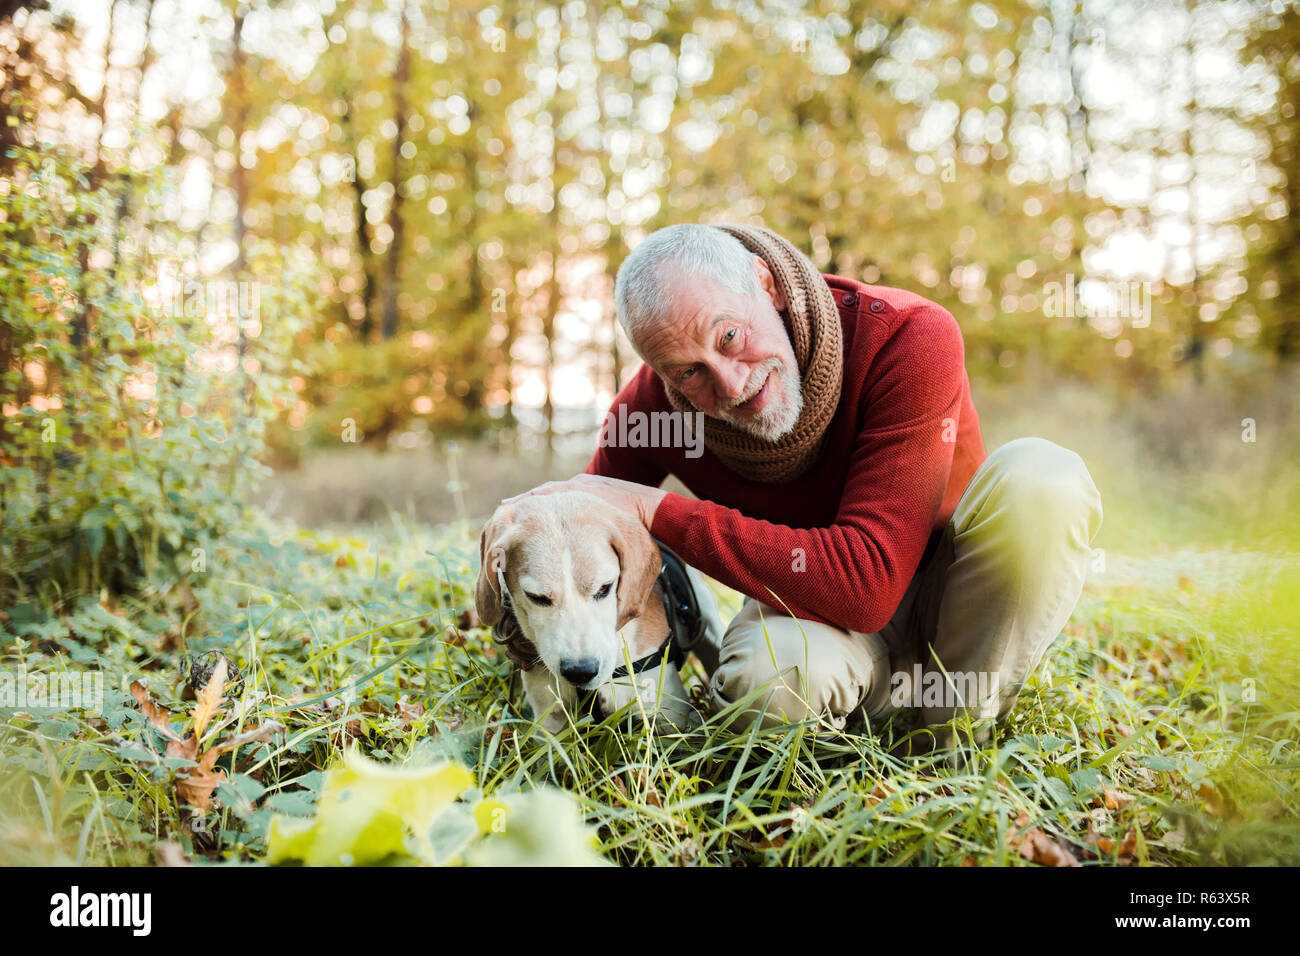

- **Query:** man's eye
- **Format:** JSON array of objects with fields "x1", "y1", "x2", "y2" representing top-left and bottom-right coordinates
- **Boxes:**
[
  {"x1": 594, "y1": 582, "x2": 613, "y2": 600},
  {"x1": 722, "y1": 328, "x2": 737, "y2": 345},
  {"x1": 525, "y1": 592, "x2": 552, "y2": 606},
  {"x1": 680, "y1": 366, "x2": 697, "y2": 381}
]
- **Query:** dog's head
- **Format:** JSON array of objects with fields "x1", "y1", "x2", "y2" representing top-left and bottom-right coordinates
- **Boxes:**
[{"x1": 474, "y1": 490, "x2": 662, "y2": 690}]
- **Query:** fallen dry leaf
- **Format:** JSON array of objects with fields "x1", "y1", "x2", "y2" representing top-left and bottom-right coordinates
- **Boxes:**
[
  {"x1": 632, "y1": 769, "x2": 663, "y2": 808},
  {"x1": 1084, "y1": 822, "x2": 1138, "y2": 864},
  {"x1": 174, "y1": 747, "x2": 225, "y2": 811},
  {"x1": 1007, "y1": 811, "x2": 1080, "y2": 867},
  {"x1": 131, "y1": 666, "x2": 280, "y2": 812},
  {"x1": 129, "y1": 680, "x2": 183, "y2": 741},
  {"x1": 1198, "y1": 782, "x2": 1239, "y2": 819},
  {"x1": 865, "y1": 781, "x2": 896, "y2": 808},
  {"x1": 210, "y1": 720, "x2": 284, "y2": 756},
  {"x1": 396, "y1": 697, "x2": 425, "y2": 731},
  {"x1": 189, "y1": 656, "x2": 228, "y2": 743},
  {"x1": 610, "y1": 774, "x2": 629, "y2": 801},
  {"x1": 1102, "y1": 786, "x2": 1135, "y2": 811}
]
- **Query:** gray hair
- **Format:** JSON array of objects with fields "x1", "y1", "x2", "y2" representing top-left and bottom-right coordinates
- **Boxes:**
[{"x1": 614, "y1": 224, "x2": 763, "y2": 351}]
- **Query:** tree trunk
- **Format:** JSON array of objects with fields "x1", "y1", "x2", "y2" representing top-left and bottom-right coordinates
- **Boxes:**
[{"x1": 380, "y1": 0, "x2": 410, "y2": 340}]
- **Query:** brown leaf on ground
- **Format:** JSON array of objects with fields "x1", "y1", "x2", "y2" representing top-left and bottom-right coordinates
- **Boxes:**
[
  {"x1": 1198, "y1": 782, "x2": 1239, "y2": 819},
  {"x1": 1007, "y1": 811, "x2": 1080, "y2": 867},
  {"x1": 443, "y1": 625, "x2": 466, "y2": 647},
  {"x1": 130, "y1": 680, "x2": 183, "y2": 741},
  {"x1": 210, "y1": 720, "x2": 284, "y2": 756},
  {"x1": 610, "y1": 774, "x2": 629, "y2": 801},
  {"x1": 483, "y1": 725, "x2": 513, "y2": 744},
  {"x1": 459, "y1": 608, "x2": 478, "y2": 630},
  {"x1": 396, "y1": 697, "x2": 424, "y2": 731},
  {"x1": 329, "y1": 718, "x2": 365, "y2": 748},
  {"x1": 164, "y1": 735, "x2": 199, "y2": 763},
  {"x1": 1103, "y1": 786, "x2": 1135, "y2": 811},
  {"x1": 1085, "y1": 822, "x2": 1138, "y2": 864},
  {"x1": 865, "y1": 781, "x2": 896, "y2": 808},
  {"x1": 960, "y1": 855, "x2": 977, "y2": 867},
  {"x1": 632, "y1": 769, "x2": 664, "y2": 808},
  {"x1": 189, "y1": 657, "x2": 228, "y2": 743},
  {"x1": 175, "y1": 761, "x2": 225, "y2": 811}
]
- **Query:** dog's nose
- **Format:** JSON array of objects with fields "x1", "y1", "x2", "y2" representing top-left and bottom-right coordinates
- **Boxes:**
[{"x1": 559, "y1": 657, "x2": 600, "y2": 687}]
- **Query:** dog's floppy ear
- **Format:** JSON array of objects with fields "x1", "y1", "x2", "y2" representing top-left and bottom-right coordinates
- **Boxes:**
[
  {"x1": 605, "y1": 505, "x2": 663, "y2": 633},
  {"x1": 475, "y1": 504, "x2": 520, "y2": 628}
]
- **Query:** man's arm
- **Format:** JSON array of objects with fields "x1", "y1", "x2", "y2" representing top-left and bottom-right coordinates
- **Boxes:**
[{"x1": 648, "y1": 304, "x2": 966, "y2": 635}]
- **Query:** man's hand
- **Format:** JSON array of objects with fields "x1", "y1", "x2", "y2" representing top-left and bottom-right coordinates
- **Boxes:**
[{"x1": 501, "y1": 474, "x2": 667, "y2": 529}]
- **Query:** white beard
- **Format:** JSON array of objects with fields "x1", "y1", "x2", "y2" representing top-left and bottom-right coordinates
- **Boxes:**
[{"x1": 714, "y1": 357, "x2": 803, "y2": 442}]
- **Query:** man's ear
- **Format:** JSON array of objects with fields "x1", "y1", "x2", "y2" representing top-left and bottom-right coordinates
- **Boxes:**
[
  {"x1": 753, "y1": 255, "x2": 787, "y2": 312},
  {"x1": 475, "y1": 505, "x2": 519, "y2": 628},
  {"x1": 606, "y1": 505, "x2": 662, "y2": 633}
]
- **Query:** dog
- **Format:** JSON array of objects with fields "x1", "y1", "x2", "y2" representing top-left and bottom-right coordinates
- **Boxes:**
[{"x1": 474, "y1": 490, "x2": 719, "y2": 732}]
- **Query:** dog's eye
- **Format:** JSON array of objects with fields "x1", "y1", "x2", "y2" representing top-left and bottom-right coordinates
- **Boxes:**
[
  {"x1": 594, "y1": 582, "x2": 613, "y2": 600},
  {"x1": 524, "y1": 592, "x2": 552, "y2": 606}
]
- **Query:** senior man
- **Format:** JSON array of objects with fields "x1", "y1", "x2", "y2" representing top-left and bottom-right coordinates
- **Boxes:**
[{"x1": 508, "y1": 222, "x2": 1102, "y2": 750}]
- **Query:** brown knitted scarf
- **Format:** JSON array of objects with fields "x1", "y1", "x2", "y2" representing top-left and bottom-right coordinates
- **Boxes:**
[{"x1": 662, "y1": 223, "x2": 844, "y2": 483}]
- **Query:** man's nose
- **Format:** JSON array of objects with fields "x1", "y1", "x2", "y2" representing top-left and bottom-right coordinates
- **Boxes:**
[{"x1": 712, "y1": 359, "x2": 751, "y2": 403}]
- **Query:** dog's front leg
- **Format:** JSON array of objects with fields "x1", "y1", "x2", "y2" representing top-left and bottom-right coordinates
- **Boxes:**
[
  {"x1": 521, "y1": 667, "x2": 571, "y2": 734},
  {"x1": 598, "y1": 667, "x2": 700, "y2": 731}
]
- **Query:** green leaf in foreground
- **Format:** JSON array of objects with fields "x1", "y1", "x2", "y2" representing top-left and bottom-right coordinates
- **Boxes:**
[
  {"x1": 267, "y1": 749, "x2": 473, "y2": 866},
  {"x1": 264, "y1": 748, "x2": 610, "y2": 866},
  {"x1": 470, "y1": 791, "x2": 612, "y2": 868}
]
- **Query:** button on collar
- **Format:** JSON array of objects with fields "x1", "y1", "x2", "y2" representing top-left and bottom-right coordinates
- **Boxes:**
[
  {"x1": 840, "y1": 292, "x2": 858, "y2": 307},
  {"x1": 869, "y1": 299, "x2": 886, "y2": 313}
]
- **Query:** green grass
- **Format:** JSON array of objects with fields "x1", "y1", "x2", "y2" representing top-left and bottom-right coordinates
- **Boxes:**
[{"x1": 2, "y1": 508, "x2": 1297, "y2": 867}]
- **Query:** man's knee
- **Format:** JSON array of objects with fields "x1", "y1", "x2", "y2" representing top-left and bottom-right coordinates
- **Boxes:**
[
  {"x1": 707, "y1": 608, "x2": 879, "y2": 731},
  {"x1": 974, "y1": 437, "x2": 1102, "y2": 556}
]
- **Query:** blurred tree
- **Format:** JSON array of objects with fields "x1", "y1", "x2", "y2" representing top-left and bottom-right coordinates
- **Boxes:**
[{"x1": 1242, "y1": 0, "x2": 1300, "y2": 362}]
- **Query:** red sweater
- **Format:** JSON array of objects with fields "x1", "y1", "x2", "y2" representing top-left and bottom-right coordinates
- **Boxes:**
[{"x1": 585, "y1": 274, "x2": 986, "y2": 635}]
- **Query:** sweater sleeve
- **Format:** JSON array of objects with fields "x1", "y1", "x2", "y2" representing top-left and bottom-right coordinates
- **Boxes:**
[{"x1": 648, "y1": 304, "x2": 966, "y2": 634}]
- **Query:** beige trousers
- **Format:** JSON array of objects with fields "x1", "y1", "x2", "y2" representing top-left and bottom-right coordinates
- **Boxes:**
[{"x1": 692, "y1": 438, "x2": 1103, "y2": 746}]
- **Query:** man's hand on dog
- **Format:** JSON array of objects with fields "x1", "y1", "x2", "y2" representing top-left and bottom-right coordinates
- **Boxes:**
[{"x1": 501, "y1": 474, "x2": 667, "y2": 529}]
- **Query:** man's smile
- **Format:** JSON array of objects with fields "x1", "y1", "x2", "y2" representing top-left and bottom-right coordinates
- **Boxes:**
[{"x1": 734, "y1": 370, "x2": 773, "y2": 413}]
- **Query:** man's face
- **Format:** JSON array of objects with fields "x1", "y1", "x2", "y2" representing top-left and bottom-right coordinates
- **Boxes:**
[{"x1": 634, "y1": 256, "x2": 803, "y2": 442}]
